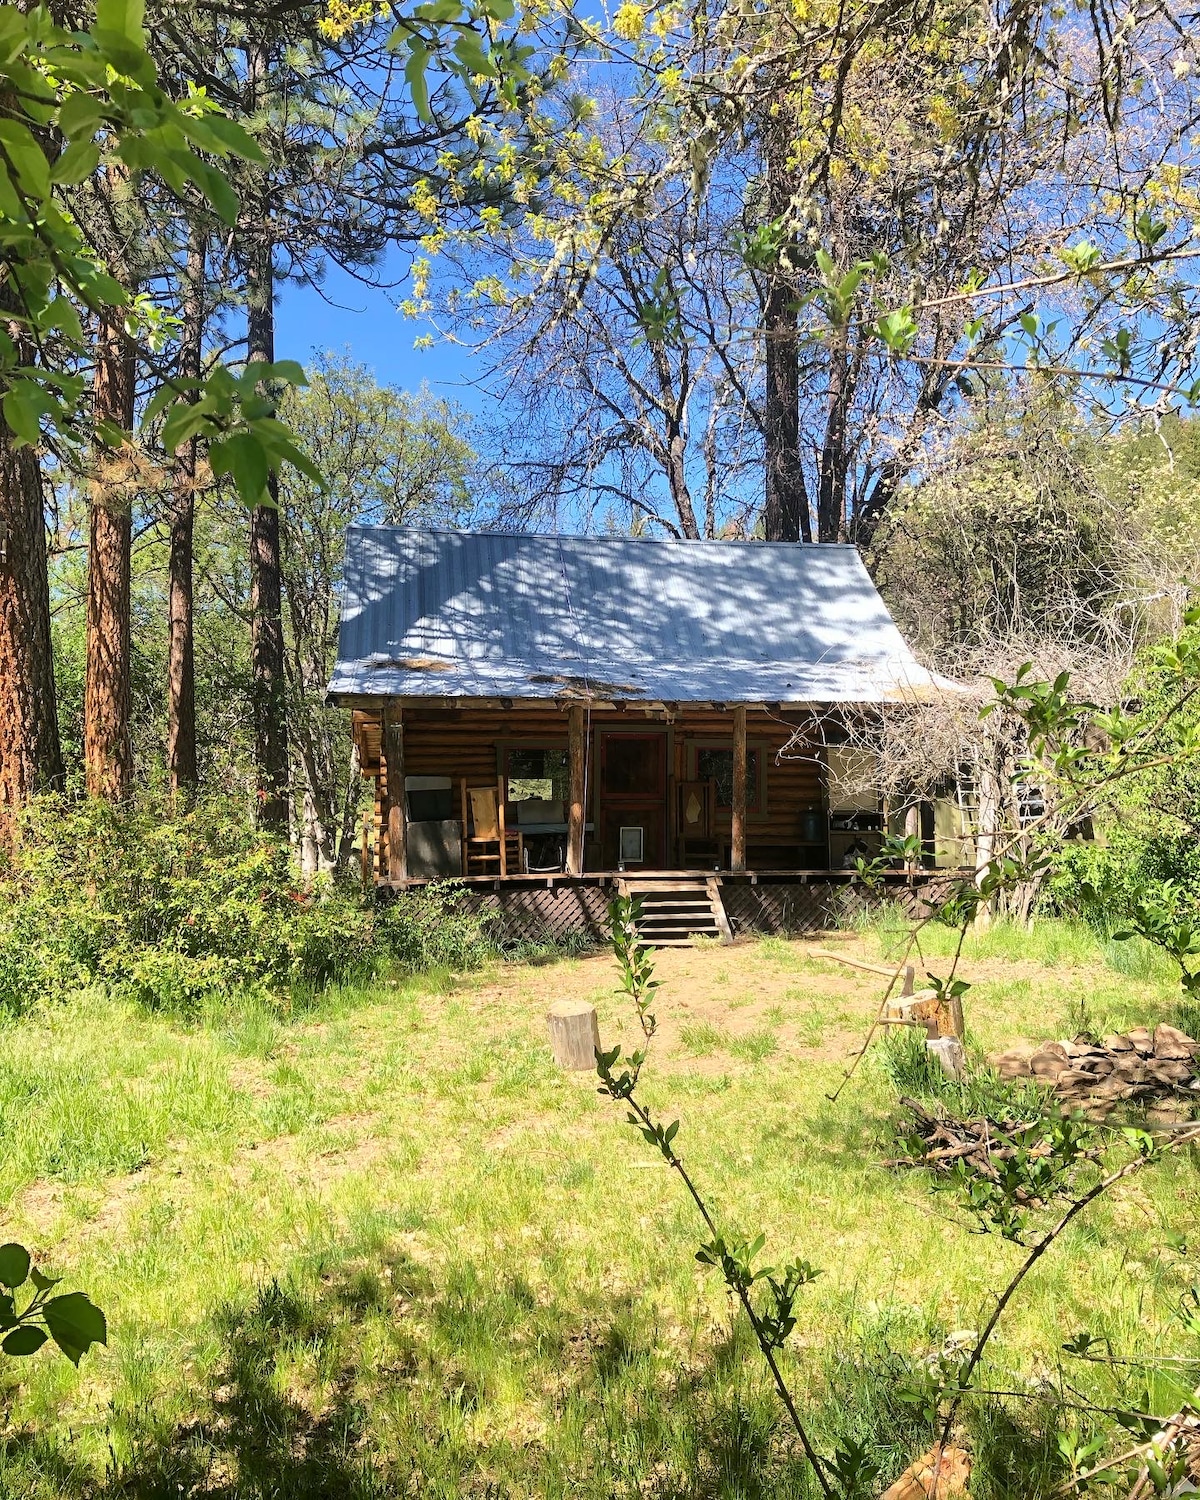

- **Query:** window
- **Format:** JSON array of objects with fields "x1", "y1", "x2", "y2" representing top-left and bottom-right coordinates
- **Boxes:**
[
  {"x1": 506, "y1": 747, "x2": 569, "y2": 803},
  {"x1": 693, "y1": 746, "x2": 762, "y2": 810}
]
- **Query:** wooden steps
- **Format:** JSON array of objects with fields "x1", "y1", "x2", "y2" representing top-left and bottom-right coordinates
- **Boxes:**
[{"x1": 618, "y1": 875, "x2": 733, "y2": 947}]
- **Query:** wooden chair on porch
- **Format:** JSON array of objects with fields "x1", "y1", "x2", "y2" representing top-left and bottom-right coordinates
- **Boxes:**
[{"x1": 461, "y1": 782, "x2": 523, "y2": 876}]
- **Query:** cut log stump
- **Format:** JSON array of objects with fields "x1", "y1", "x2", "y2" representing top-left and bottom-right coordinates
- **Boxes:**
[
  {"x1": 547, "y1": 1001, "x2": 601, "y2": 1071},
  {"x1": 927, "y1": 1037, "x2": 966, "y2": 1080}
]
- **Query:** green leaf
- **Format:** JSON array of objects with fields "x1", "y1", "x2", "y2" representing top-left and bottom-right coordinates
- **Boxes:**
[
  {"x1": 180, "y1": 111, "x2": 264, "y2": 164},
  {"x1": 0, "y1": 120, "x2": 52, "y2": 201},
  {"x1": 405, "y1": 41, "x2": 432, "y2": 122},
  {"x1": 96, "y1": 0, "x2": 145, "y2": 45},
  {"x1": 40, "y1": 296, "x2": 84, "y2": 343},
  {"x1": 0, "y1": 7, "x2": 29, "y2": 65},
  {"x1": 415, "y1": 0, "x2": 466, "y2": 18},
  {"x1": 51, "y1": 137, "x2": 101, "y2": 185},
  {"x1": 43, "y1": 1293, "x2": 106, "y2": 1366},
  {"x1": 0, "y1": 1245, "x2": 31, "y2": 1291},
  {"x1": 263, "y1": 359, "x2": 308, "y2": 387},
  {"x1": 211, "y1": 432, "x2": 269, "y2": 505},
  {"x1": 873, "y1": 307, "x2": 917, "y2": 353},
  {"x1": 58, "y1": 89, "x2": 107, "y2": 140},
  {"x1": 2, "y1": 383, "x2": 47, "y2": 446},
  {"x1": 2, "y1": 1325, "x2": 48, "y2": 1356},
  {"x1": 29, "y1": 1268, "x2": 61, "y2": 1293},
  {"x1": 160, "y1": 399, "x2": 212, "y2": 455},
  {"x1": 158, "y1": 150, "x2": 239, "y2": 227},
  {"x1": 452, "y1": 28, "x2": 496, "y2": 78}
]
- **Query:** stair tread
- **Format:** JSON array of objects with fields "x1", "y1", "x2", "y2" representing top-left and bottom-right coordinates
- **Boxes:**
[
  {"x1": 639, "y1": 912, "x2": 719, "y2": 922},
  {"x1": 640, "y1": 923, "x2": 719, "y2": 932},
  {"x1": 624, "y1": 883, "x2": 712, "y2": 892},
  {"x1": 642, "y1": 894, "x2": 717, "y2": 906}
]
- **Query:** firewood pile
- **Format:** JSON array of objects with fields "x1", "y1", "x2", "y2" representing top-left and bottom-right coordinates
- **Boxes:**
[
  {"x1": 888, "y1": 1097, "x2": 1101, "y2": 1194},
  {"x1": 992, "y1": 1024, "x2": 1200, "y2": 1119}
]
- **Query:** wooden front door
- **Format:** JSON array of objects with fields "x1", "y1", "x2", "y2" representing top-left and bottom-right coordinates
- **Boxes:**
[{"x1": 599, "y1": 732, "x2": 667, "y2": 869}]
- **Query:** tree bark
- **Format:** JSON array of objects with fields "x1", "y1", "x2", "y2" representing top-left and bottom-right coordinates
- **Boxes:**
[
  {"x1": 0, "y1": 355, "x2": 62, "y2": 813},
  {"x1": 244, "y1": 161, "x2": 289, "y2": 829},
  {"x1": 85, "y1": 306, "x2": 136, "y2": 800},
  {"x1": 817, "y1": 328, "x2": 850, "y2": 543},
  {"x1": 167, "y1": 228, "x2": 204, "y2": 796},
  {"x1": 761, "y1": 115, "x2": 811, "y2": 544}
]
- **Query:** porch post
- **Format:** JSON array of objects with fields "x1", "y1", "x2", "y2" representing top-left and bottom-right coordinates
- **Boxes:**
[
  {"x1": 567, "y1": 702, "x2": 585, "y2": 876},
  {"x1": 731, "y1": 704, "x2": 747, "y2": 871},
  {"x1": 382, "y1": 703, "x2": 407, "y2": 883}
]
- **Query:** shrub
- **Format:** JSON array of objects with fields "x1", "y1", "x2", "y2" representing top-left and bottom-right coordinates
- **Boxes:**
[
  {"x1": 0, "y1": 797, "x2": 497, "y2": 1016},
  {"x1": 1045, "y1": 621, "x2": 1200, "y2": 929}
]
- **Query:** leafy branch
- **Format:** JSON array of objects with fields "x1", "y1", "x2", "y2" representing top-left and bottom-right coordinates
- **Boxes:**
[{"x1": 0, "y1": 1243, "x2": 105, "y2": 1365}]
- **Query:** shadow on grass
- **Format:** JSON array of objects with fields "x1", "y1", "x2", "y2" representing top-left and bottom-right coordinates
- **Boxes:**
[{"x1": 0, "y1": 1237, "x2": 1075, "y2": 1500}]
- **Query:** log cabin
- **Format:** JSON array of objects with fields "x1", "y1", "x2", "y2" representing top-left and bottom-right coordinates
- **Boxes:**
[{"x1": 327, "y1": 527, "x2": 965, "y2": 942}]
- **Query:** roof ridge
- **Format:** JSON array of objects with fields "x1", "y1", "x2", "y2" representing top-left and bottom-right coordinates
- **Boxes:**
[{"x1": 347, "y1": 523, "x2": 859, "y2": 550}]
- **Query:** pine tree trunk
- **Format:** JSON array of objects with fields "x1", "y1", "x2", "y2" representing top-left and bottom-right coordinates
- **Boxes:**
[
  {"x1": 167, "y1": 229, "x2": 203, "y2": 796},
  {"x1": 761, "y1": 115, "x2": 810, "y2": 544},
  {"x1": 246, "y1": 243, "x2": 289, "y2": 832},
  {"x1": 84, "y1": 307, "x2": 135, "y2": 800},
  {"x1": 0, "y1": 359, "x2": 62, "y2": 812},
  {"x1": 817, "y1": 329, "x2": 850, "y2": 543}
]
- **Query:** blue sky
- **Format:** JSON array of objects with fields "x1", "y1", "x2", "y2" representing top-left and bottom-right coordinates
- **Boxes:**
[{"x1": 275, "y1": 255, "x2": 490, "y2": 414}]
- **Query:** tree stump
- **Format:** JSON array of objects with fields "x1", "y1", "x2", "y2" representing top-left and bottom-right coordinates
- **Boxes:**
[
  {"x1": 927, "y1": 1036, "x2": 966, "y2": 1080},
  {"x1": 547, "y1": 1001, "x2": 601, "y2": 1071}
]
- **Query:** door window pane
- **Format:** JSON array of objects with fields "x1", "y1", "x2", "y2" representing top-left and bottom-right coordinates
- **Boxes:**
[
  {"x1": 603, "y1": 737, "x2": 662, "y2": 795},
  {"x1": 619, "y1": 826, "x2": 645, "y2": 863}
]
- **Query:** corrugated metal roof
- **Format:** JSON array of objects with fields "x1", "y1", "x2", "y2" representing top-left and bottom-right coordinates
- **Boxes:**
[{"x1": 327, "y1": 527, "x2": 958, "y2": 705}]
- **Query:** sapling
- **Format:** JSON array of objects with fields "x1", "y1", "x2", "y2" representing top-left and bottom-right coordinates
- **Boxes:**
[{"x1": 597, "y1": 894, "x2": 836, "y2": 1497}]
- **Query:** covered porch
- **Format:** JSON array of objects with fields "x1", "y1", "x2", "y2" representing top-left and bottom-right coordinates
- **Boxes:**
[{"x1": 352, "y1": 698, "x2": 852, "y2": 888}]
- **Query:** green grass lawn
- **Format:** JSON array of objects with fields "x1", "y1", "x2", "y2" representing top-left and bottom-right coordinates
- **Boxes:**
[{"x1": 0, "y1": 918, "x2": 1197, "y2": 1498}]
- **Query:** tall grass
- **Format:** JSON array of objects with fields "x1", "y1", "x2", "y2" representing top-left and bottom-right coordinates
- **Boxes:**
[{"x1": 0, "y1": 940, "x2": 1196, "y2": 1498}]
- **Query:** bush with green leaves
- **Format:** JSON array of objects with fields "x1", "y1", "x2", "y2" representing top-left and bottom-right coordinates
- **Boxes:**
[
  {"x1": 1045, "y1": 623, "x2": 1200, "y2": 956},
  {"x1": 0, "y1": 797, "x2": 496, "y2": 1015}
]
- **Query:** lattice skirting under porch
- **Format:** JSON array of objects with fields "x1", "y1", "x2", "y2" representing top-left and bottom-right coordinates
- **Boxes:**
[
  {"x1": 718, "y1": 878, "x2": 960, "y2": 937},
  {"x1": 418, "y1": 877, "x2": 962, "y2": 949}
]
